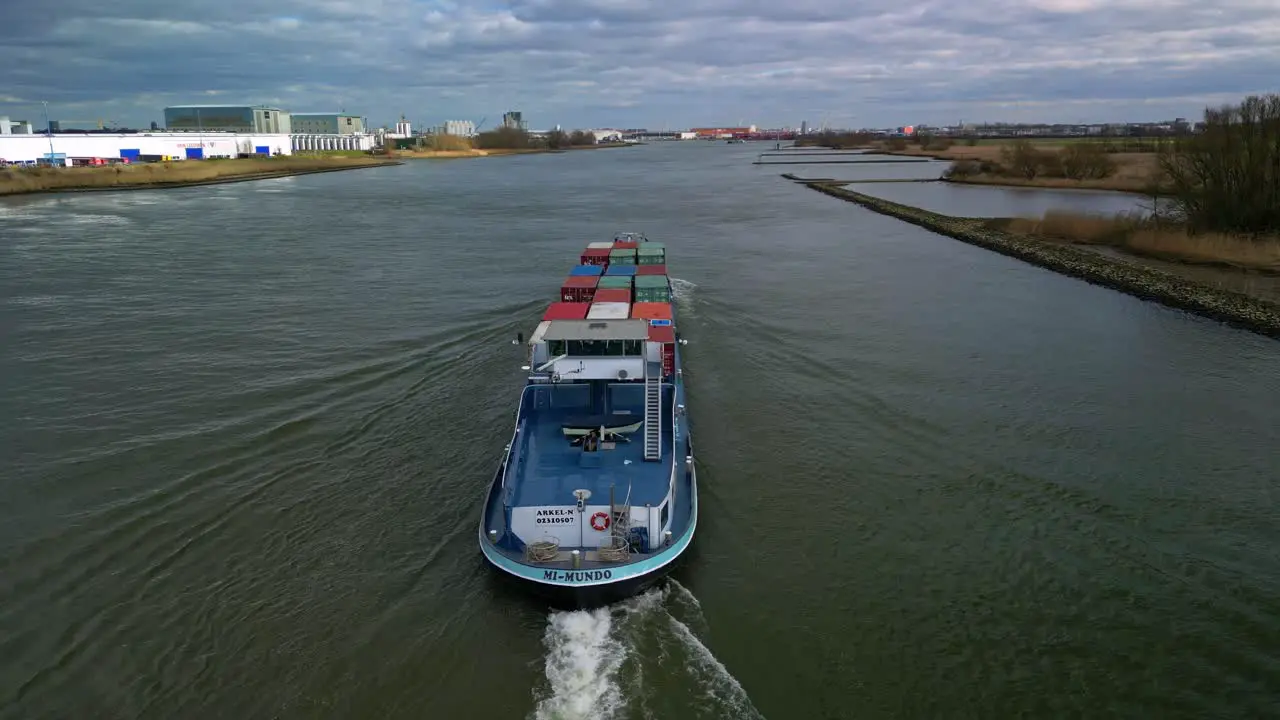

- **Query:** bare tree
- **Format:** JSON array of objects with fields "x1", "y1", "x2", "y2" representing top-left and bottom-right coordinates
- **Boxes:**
[{"x1": 1159, "y1": 94, "x2": 1280, "y2": 236}]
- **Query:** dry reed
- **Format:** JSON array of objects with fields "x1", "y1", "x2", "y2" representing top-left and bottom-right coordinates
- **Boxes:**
[{"x1": 999, "y1": 209, "x2": 1280, "y2": 272}]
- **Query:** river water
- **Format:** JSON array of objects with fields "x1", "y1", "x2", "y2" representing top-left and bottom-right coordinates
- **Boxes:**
[{"x1": 2, "y1": 142, "x2": 1278, "y2": 719}]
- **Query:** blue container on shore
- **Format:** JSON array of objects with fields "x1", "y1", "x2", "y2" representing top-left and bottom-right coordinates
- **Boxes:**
[
  {"x1": 605, "y1": 265, "x2": 637, "y2": 277},
  {"x1": 569, "y1": 264, "x2": 605, "y2": 277}
]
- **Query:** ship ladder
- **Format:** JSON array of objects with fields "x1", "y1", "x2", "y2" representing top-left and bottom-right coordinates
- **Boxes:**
[{"x1": 643, "y1": 362, "x2": 662, "y2": 461}]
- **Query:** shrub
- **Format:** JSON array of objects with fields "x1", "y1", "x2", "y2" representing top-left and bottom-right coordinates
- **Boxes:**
[
  {"x1": 944, "y1": 160, "x2": 981, "y2": 178},
  {"x1": 1059, "y1": 143, "x2": 1116, "y2": 180},
  {"x1": 1000, "y1": 140, "x2": 1059, "y2": 179}
]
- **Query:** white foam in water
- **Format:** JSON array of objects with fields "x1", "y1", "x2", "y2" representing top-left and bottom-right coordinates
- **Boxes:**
[
  {"x1": 667, "y1": 579, "x2": 703, "y2": 614},
  {"x1": 534, "y1": 607, "x2": 626, "y2": 720},
  {"x1": 668, "y1": 278, "x2": 698, "y2": 318},
  {"x1": 667, "y1": 617, "x2": 766, "y2": 719},
  {"x1": 531, "y1": 585, "x2": 764, "y2": 720}
]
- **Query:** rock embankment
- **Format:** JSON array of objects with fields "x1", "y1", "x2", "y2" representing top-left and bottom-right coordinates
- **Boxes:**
[{"x1": 796, "y1": 180, "x2": 1280, "y2": 339}]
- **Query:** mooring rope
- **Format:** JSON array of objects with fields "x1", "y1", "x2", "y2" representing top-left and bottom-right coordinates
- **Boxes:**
[{"x1": 525, "y1": 539, "x2": 560, "y2": 563}]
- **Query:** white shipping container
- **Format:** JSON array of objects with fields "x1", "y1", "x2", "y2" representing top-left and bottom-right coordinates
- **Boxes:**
[
  {"x1": 586, "y1": 302, "x2": 630, "y2": 320},
  {"x1": 587, "y1": 242, "x2": 614, "y2": 249}
]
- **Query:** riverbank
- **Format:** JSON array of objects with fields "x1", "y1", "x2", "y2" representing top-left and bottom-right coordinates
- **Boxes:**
[
  {"x1": 394, "y1": 142, "x2": 635, "y2": 159},
  {"x1": 792, "y1": 178, "x2": 1280, "y2": 338},
  {"x1": 0, "y1": 156, "x2": 400, "y2": 196}
]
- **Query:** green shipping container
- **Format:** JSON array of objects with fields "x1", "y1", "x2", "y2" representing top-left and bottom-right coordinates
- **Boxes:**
[
  {"x1": 633, "y1": 274, "x2": 670, "y2": 303},
  {"x1": 635, "y1": 287, "x2": 671, "y2": 303},
  {"x1": 597, "y1": 276, "x2": 634, "y2": 290},
  {"x1": 609, "y1": 248, "x2": 637, "y2": 265},
  {"x1": 636, "y1": 246, "x2": 665, "y2": 265}
]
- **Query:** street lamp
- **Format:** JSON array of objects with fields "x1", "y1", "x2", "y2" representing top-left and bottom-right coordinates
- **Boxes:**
[{"x1": 41, "y1": 101, "x2": 54, "y2": 160}]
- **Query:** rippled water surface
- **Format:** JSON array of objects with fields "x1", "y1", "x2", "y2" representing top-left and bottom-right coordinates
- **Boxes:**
[{"x1": 2, "y1": 143, "x2": 1279, "y2": 719}]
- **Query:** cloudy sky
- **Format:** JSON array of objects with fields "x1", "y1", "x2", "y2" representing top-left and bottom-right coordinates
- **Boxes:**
[{"x1": 2, "y1": 0, "x2": 1277, "y2": 131}]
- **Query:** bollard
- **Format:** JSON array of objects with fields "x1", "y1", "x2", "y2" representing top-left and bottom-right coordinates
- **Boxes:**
[
  {"x1": 488, "y1": 530, "x2": 497, "y2": 544},
  {"x1": 663, "y1": 530, "x2": 672, "y2": 547},
  {"x1": 571, "y1": 549, "x2": 581, "y2": 568}
]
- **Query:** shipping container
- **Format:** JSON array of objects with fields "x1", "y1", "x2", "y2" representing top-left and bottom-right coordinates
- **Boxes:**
[
  {"x1": 592, "y1": 288, "x2": 632, "y2": 304},
  {"x1": 637, "y1": 244, "x2": 666, "y2": 265},
  {"x1": 647, "y1": 324, "x2": 676, "y2": 377},
  {"x1": 561, "y1": 275, "x2": 599, "y2": 303},
  {"x1": 587, "y1": 302, "x2": 631, "y2": 320},
  {"x1": 635, "y1": 264, "x2": 667, "y2": 276},
  {"x1": 635, "y1": 287, "x2": 671, "y2": 303},
  {"x1": 580, "y1": 248, "x2": 611, "y2": 266},
  {"x1": 543, "y1": 302, "x2": 590, "y2": 321},
  {"x1": 569, "y1": 264, "x2": 605, "y2": 277},
  {"x1": 587, "y1": 241, "x2": 614, "y2": 249},
  {"x1": 608, "y1": 248, "x2": 637, "y2": 265},
  {"x1": 630, "y1": 302, "x2": 673, "y2": 321},
  {"x1": 604, "y1": 264, "x2": 636, "y2": 277},
  {"x1": 612, "y1": 240, "x2": 638, "y2": 250},
  {"x1": 633, "y1": 275, "x2": 670, "y2": 303},
  {"x1": 596, "y1": 276, "x2": 634, "y2": 290}
]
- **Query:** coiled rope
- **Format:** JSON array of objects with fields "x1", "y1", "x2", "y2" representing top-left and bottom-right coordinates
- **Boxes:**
[{"x1": 525, "y1": 539, "x2": 560, "y2": 562}]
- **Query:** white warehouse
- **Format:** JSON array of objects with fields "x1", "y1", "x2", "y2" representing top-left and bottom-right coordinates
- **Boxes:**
[{"x1": 0, "y1": 132, "x2": 293, "y2": 165}]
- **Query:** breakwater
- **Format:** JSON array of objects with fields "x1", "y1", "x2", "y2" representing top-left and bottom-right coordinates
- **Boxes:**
[{"x1": 793, "y1": 179, "x2": 1280, "y2": 339}]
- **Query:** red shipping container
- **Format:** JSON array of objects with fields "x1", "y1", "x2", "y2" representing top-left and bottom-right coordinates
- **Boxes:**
[
  {"x1": 648, "y1": 325, "x2": 676, "y2": 377},
  {"x1": 561, "y1": 275, "x2": 599, "y2": 303},
  {"x1": 613, "y1": 240, "x2": 639, "y2": 249},
  {"x1": 580, "y1": 248, "x2": 612, "y2": 266},
  {"x1": 636, "y1": 264, "x2": 667, "y2": 276},
  {"x1": 592, "y1": 288, "x2": 632, "y2": 303},
  {"x1": 630, "y1": 302, "x2": 672, "y2": 321},
  {"x1": 648, "y1": 325, "x2": 675, "y2": 343},
  {"x1": 543, "y1": 302, "x2": 590, "y2": 321}
]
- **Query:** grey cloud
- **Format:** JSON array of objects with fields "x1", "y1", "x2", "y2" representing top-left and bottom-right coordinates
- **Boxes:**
[{"x1": 1, "y1": 0, "x2": 1275, "y2": 128}]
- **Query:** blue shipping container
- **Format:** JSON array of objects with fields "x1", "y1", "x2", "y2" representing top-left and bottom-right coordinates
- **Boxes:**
[
  {"x1": 119, "y1": 149, "x2": 140, "y2": 160},
  {"x1": 604, "y1": 265, "x2": 637, "y2": 276},
  {"x1": 569, "y1": 264, "x2": 604, "y2": 277},
  {"x1": 185, "y1": 147, "x2": 203, "y2": 160},
  {"x1": 254, "y1": 145, "x2": 270, "y2": 155}
]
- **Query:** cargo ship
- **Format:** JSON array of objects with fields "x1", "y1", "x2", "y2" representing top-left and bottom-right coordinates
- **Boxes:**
[{"x1": 478, "y1": 232, "x2": 696, "y2": 607}]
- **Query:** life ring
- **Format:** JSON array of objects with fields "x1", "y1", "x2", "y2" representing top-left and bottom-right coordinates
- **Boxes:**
[{"x1": 590, "y1": 512, "x2": 610, "y2": 532}]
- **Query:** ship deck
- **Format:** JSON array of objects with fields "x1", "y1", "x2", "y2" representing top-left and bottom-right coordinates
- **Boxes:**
[{"x1": 507, "y1": 384, "x2": 675, "y2": 508}]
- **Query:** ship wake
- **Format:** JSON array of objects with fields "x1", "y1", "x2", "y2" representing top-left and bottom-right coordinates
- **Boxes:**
[{"x1": 531, "y1": 581, "x2": 764, "y2": 720}]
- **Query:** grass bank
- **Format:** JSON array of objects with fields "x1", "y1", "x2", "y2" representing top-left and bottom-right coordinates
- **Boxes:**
[
  {"x1": 790, "y1": 178, "x2": 1280, "y2": 338},
  {"x1": 0, "y1": 156, "x2": 400, "y2": 196},
  {"x1": 987, "y1": 211, "x2": 1280, "y2": 274}
]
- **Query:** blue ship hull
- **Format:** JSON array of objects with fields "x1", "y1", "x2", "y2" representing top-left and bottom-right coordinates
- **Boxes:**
[{"x1": 478, "y1": 453, "x2": 697, "y2": 609}]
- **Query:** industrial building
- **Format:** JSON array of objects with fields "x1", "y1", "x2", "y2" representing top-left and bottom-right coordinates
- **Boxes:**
[
  {"x1": 291, "y1": 113, "x2": 365, "y2": 135},
  {"x1": 501, "y1": 111, "x2": 526, "y2": 131},
  {"x1": 441, "y1": 120, "x2": 477, "y2": 136},
  {"x1": 1, "y1": 116, "x2": 35, "y2": 135},
  {"x1": 690, "y1": 126, "x2": 758, "y2": 139},
  {"x1": 163, "y1": 105, "x2": 292, "y2": 134},
  {"x1": 0, "y1": 132, "x2": 293, "y2": 165}
]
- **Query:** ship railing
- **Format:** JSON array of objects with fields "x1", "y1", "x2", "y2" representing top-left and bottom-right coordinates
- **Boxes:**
[
  {"x1": 500, "y1": 386, "x2": 535, "y2": 495},
  {"x1": 599, "y1": 481, "x2": 633, "y2": 562}
]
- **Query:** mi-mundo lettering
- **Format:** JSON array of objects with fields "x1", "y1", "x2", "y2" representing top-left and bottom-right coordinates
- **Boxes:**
[{"x1": 543, "y1": 569, "x2": 613, "y2": 583}]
